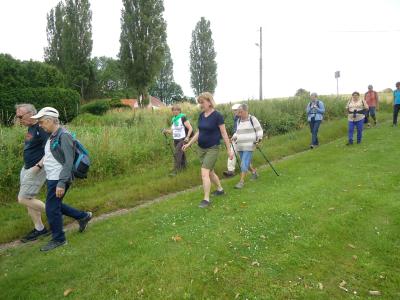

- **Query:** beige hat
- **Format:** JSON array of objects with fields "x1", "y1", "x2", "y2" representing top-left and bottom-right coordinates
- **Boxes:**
[
  {"x1": 31, "y1": 107, "x2": 59, "y2": 119},
  {"x1": 231, "y1": 104, "x2": 241, "y2": 110}
]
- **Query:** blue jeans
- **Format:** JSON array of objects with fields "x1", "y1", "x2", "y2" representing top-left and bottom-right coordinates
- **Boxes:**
[
  {"x1": 365, "y1": 107, "x2": 376, "y2": 124},
  {"x1": 239, "y1": 151, "x2": 253, "y2": 173},
  {"x1": 46, "y1": 180, "x2": 87, "y2": 242},
  {"x1": 348, "y1": 120, "x2": 364, "y2": 144},
  {"x1": 309, "y1": 119, "x2": 321, "y2": 146}
]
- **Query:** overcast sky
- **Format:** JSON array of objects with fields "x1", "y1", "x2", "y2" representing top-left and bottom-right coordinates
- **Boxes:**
[{"x1": 1, "y1": 0, "x2": 399, "y2": 103}]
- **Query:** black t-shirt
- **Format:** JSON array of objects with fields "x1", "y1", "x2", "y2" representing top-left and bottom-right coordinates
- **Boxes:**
[
  {"x1": 23, "y1": 124, "x2": 50, "y2": 169},
  {"x1": 198, "y1": 111, "x2": 224, "y2": 149}
]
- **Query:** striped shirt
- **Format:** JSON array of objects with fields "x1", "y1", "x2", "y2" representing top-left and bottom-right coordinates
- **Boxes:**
[{"x1": 233, "y1": 115, "x2": 264, "y2": 151}]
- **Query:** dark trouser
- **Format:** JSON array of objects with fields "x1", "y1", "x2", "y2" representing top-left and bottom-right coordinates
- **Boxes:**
[
  {"x1": 46, "y1": 180, "x2": 87, "y2": 242},
  {"x1": 309, "y1": 119, "x2": 321, "y2": 146},
  {"x1": 393, "y1": 104, "x2": 400, "y2": 125},
  {"x1": 348, "y1": 120, "x2": 364, "y2": 144},
  {"x1": 174, "y1": 139, "x2": 187, "y2": 171},
  {"x1": 365, "y1": 107, "x2": 376, "y2": 124}
]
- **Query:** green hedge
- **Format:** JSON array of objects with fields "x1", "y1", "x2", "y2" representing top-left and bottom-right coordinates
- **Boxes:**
[
  {"x1": 0, "y1": 87, "x2": 80, "y2": 125},
  {"x1": 80, "y1": 99, "x2": 130, "y2": 115}
]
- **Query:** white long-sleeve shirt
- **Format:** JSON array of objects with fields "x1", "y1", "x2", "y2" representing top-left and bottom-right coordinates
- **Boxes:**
[{"x1": 233, "y1": 115, "x2": 263, "y2": 151}]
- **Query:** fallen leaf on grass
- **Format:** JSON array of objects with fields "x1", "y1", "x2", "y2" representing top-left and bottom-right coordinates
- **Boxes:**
[
  {"x1": 63, "y1": 289, "x2": 73, "y2": 297},
  {"x1": 339, "y1": 280, "x2": 348, "y2": 292},
  {"x1": 235, "y1": 293, "x2": 240, "y2": 299},
  {"x1": 294, "y1": 235, "x2": 301, "y2": 239},
  {"x1": 214, "y1": 267, "x2": 219, "y2": 274},
  {"x1": 352, "y1": 255, "x2": 358, "y2": 260},
  {"x1": 251, "y1": 261, "x2": 260, "y2": 267},
  {"x1": 171, "y1": 235, "x2": 182, "y2": 242},
  {"x1": 369, "y1": 291, "x2": 381, "y2": 296},
  {"x1": 241, "y1": 256, "x2": 249, "y2": 260},
  {"x1": 348, "y1": 243, "x2": 356, "y2": 249},
  {"x1": 260, "y1": 235, "x2": 266, "y2": 239},
  {"x1": 318, "y1": 282, "x2": 324, "y2": 290},
  {"x1": 328, "y1": 207, "x2": 335, "y2": 211}
]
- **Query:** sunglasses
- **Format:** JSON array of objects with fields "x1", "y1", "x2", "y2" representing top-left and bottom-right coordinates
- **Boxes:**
[{"x1": 16, "y1": 112, "x2": 30, "y2": 119}]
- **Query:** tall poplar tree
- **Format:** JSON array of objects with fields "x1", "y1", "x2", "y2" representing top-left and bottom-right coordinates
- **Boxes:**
[{"x1": 190, "y1": 17, "x2": 217, "y2": 96}]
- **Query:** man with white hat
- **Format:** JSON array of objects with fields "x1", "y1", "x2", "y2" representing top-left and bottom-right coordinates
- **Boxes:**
[{"x1": 31, "y1": 107, "x2": 92, "y2": 251}]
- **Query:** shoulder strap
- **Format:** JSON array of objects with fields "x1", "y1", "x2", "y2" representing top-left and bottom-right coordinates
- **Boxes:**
[{"x1": 249, "y1": 115, "x2": 258, "y2": 140}]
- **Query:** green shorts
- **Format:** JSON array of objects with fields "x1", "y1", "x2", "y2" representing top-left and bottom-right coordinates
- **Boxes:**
[{"x1": 198, "y1": 145, "x2": 220, "y2": 170}]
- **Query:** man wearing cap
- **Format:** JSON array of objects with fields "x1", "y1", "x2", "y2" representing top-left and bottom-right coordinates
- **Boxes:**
[
  {"x1": 364, "y1": 85, "x2": 379, "y2": 127},
  {"x1": 15, "y1": 104, "x2": 50, "y2": 242},
  {"x1": 31, "y1": 107, "x2": 92, "y2": 251},
  {"x1": 306, "y1": 93, "x2": 325, "y2": 149},
  {"x1": 223, "y1": 104, "x2": 241, "y2": 177}
]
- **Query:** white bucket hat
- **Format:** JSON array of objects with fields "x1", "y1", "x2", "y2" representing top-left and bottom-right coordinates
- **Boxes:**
[{"x1": 31, "y1": 107, "x2": 60, "y2": 119}]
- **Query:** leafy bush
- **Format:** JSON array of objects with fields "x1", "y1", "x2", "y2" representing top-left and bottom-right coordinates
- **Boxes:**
[
  {"x1": 80, "y1": 99, "x2": 110, "y2": 115},
  {"x1": 0, "y1": 87, "x2": 80, "y2": 125},
  {"x1": 0, "y1": 53, "x2": 65, "y2": 90}
]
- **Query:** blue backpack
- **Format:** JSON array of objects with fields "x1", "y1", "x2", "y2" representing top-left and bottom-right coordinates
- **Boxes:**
[{"x1": 52, "y1": 128, "x2": 90, "y2": 179}]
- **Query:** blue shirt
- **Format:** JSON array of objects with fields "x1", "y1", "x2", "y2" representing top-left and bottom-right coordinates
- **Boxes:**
[
  {"x1": 394, "y1": 90, "x2": 400, "y2": 105},
  {"x1": 198, "y1": 110, "x2": 224, "y2": 149},
  {"x1": 24, "y1": 124, "x2": 49, "y2": 169},
  {"x1": 306, "y1": 100, "x2": 325, "y2": 122}
]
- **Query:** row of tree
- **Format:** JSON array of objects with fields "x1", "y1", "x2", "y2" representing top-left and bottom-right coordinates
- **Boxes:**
[{"x1": 44, "y1": 0, "x2": 218, "y2": 105}]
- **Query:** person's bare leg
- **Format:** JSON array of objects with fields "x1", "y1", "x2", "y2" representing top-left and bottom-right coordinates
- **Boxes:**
[
  {"x1": 210, "y1": 170, "x2": 223, "y2": 191},
  {"x1": 240, "y1": 172, "x2": 246, "y2": 183},
  {"x1": 201, "y1": 168, "x2": 211, "y2": 201},
  {"x1": 18, "y1": 197, "x2": 45, "y2": 231}
]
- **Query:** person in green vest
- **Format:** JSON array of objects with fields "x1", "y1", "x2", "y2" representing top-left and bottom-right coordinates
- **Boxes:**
[{"x1": 163, "y1": 105, "x2": 193, "y2": 175}]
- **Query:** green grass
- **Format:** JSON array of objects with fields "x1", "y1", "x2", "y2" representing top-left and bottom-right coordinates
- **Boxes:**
[
  {"x1": 0, "y1": 113, "x2": 392, "y2": 244},
  {"x1": 1, "y1": 120, "x2": 399, "y2": 299}
]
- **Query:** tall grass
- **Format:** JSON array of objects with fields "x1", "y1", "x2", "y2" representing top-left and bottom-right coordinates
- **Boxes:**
[{"x1": 0, "y1": 95, "x2": 392, "y2": 203}]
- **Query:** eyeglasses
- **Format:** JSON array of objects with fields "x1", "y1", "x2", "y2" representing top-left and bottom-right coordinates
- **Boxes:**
[{"x1": 16, "y1": 112, "x2": 30, "y2": 119}]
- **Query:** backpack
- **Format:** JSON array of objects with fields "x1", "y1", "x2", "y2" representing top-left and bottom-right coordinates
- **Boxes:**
[{"x1": 52, "y1": 128, "x2": 90, "y2": 179}]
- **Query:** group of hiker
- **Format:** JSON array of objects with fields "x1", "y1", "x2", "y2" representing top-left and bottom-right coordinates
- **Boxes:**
[{"x1": 13, "y1": 82, "x2": 400, "y2": 251}]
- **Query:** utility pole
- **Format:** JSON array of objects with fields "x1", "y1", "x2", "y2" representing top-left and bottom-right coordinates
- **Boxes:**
[
  {"x1": 335, "y1": 71, "x2": 340, "y2": 98},
  {"x1": 259, "y1": 26, "x2": 263, "y2": 101}
]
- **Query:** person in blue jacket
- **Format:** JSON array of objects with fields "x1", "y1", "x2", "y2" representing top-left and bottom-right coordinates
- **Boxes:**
[
  {"x1": 306, "y1": 93, "x2": 325, "y2": 149},
  {"x1": 393, "y1": 82, "x2": 400, "y2": 126}
]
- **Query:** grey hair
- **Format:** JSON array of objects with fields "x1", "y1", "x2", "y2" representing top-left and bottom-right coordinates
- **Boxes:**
[
  {"x1": 311, "y1": 92, "x2": 318, "y2": 97},
  {"x1": 15, "y1": 103, "x2": 37, "y2": 115},
  {"x1": 238, "y1": 103, "x2": 249, "y2": 111},
  {"x1": 41, "y1": 116, "x2": 60, "y2": 125}
]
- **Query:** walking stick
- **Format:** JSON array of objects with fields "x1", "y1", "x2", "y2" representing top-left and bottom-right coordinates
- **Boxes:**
[
  {"x1": 255, "y1": 144, "x2": 280, "y2": 176},
  {"x1": 162, "y1": 130, "x2": 176, "y2": 160},
  {"x1": 231, "y1": 142, "x2": 242, "y2": 170}
]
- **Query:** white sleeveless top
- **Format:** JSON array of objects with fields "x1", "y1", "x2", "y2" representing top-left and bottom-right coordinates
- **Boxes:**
[{"x1": 171, "y1": 118, "x2": 186, "y2": 140}]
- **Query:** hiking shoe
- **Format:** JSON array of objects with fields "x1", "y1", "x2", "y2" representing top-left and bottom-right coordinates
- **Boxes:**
[
  {"x1": 346, "y1": 142, "x2": 353, "y2": 146},
  {"x1": 234, "y1": 182, "x2": 244, "y2": 189},
  {"x1": 199, "y1": 200, "x2": 211, "y2": 208},
  {"x1": 310, "y1": 145, "x2": 314, "y2": 149},
  {"x1": 223, "y1": 170, "x2": 235, "y2": 177},
  {"x1": 21, "y1": 228, "x2": 50, "y2": 243},
  {"x1": 212, "y1": 189, "x2": 225, "y2": 196},
  {"x1": 40, "y1": 240, "x2": 67, "y2": 252},
  {"x1": 251, "y1": 172, "x2": 259, "y2": 180},
  {"x1": 78, "y1": 212, "x2": 92, "y2": 233}
]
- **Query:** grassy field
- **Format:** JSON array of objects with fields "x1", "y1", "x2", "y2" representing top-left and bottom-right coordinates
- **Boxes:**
[
  {"x1": 2, "y1": 95, "x2": 393, "y2": 204},
  {"x1": 0, "y1": 120, "x2": 399, "y2": 299},
  {"x1": 0, "y1": 112, "x2": 392, "y2": 245}
]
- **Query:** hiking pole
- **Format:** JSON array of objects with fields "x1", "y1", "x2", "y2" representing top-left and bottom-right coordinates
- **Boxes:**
[
  {"x1": 162, "y1": 130, "x2": 175, "y2": 159},
  {"x1": 255, "y1": 144, "x2": 280, "y2": 176},
  {"x1": 231, "y1": 142, "x2": 242, "y2": 170}
]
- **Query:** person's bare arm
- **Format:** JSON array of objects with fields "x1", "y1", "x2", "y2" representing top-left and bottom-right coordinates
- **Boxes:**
[
  {"x1": 182, "y1": 131, "x2": 199, "y2": 151},
  {"x1": 219, "y1": 124, "x2": 233, "y2": 160},
  {"x1": 183, "y1": 120, "x2": 193, "y2": 142}
]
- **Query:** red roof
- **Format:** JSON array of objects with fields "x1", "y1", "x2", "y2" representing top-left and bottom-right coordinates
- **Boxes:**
[{"x1": 120, "y1": 96, "x2": 165, "y2": 109}]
